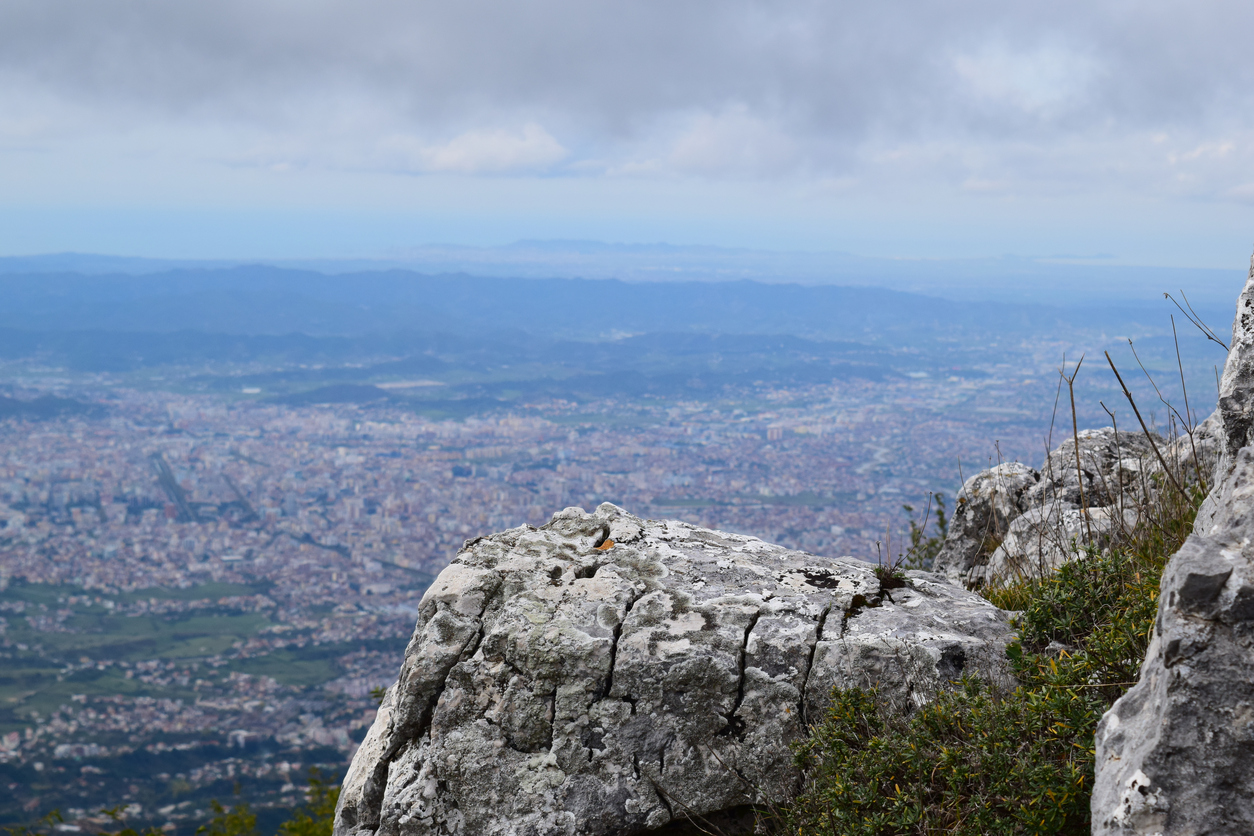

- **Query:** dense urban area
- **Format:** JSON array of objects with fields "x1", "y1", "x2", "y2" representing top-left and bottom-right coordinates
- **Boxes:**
[{"x1": 0, "y1": 333, "x2": 1207, "y2": 830}]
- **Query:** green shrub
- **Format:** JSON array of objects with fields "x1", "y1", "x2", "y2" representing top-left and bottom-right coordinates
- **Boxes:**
[
  {"x1": 196, "y1": 799, "x2": 257, "y2": 836},
  {"x1": 276, "y1": 769, "x2": 340, "y2": 836},
  {"x1": 788, "y1": 680, "x2": 1096, "y2": 835},
  {"x1": 783, "y1": 471, "x2": 1203, "y2": 834}
]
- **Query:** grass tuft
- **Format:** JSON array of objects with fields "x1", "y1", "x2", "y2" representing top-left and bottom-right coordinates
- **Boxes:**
[{"x1": 781, "y1": 408, "x2": 1207, "y2": 833}]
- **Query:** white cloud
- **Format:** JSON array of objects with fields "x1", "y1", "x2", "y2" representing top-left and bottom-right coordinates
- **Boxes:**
[
  {"x1": 383, "y1": 124, "x2": 568, "y2": 174},
  {"x1": 5, "y1": 0, "x2": 1254, "y2": 248},
  {"x1": 952, "y1": 42, "x2": 1095, "y2": 113},
  {"x1": 664, "y1": 106, "x2": 799, "y2": 176}
]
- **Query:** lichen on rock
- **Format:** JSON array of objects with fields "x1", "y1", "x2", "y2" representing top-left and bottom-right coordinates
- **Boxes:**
[{"x1": 335, "y1": 504, "x2": 1013, "y2": 836}]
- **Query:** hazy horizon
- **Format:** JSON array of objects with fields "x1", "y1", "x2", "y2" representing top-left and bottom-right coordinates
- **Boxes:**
[{"x1": 0, "y1": 241, "x2": 1246, "y2": 312}]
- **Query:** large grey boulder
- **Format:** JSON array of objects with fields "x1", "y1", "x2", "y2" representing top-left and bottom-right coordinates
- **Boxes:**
[
  {"x1": 1092, "y1": 263, "x2": 1254, "y2": 835},
  {"x1": 335, "y1": 504, "x2": 1013, "y2": 836}
]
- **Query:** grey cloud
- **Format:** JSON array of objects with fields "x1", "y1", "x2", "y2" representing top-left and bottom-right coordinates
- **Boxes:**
[{"x1": 2, "y1": 1, "x2": 1253, "y2": 179}]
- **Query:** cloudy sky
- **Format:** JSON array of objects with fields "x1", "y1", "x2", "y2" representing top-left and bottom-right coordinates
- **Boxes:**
[{"x1": 3, "y1": 1, "x2": 1254, "y2": 265}]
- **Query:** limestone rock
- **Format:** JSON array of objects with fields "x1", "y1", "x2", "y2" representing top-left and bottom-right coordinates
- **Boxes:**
[
  {"x1": 935, "y1": 428, "x2": 1168, "y2": 587},
  {"x1": 980, "y1": 504, "x2": 1137, "y2": 585},
  {"x1": 1189, "y1": 410, "x2": 1231, "y2": 535},
  {"x1": 932, "y1": 462, "x2": 1037, "y2": 584},
  {"x1": 1092, "y1": 444, "x2": 1254, "y2": 834},
  {"x1": 1167, "y1": 411, "x2": 1222, "y2": 493},
  {"x1": 335, "y1": 504, "x2": 1013, "y2": 836},
  {"x1": 1025, "y1": 427, "x2": 1162, "y2": 511},
  {"x1": 1093, "y1": 262, "x2": 1254, "y2": 835}
]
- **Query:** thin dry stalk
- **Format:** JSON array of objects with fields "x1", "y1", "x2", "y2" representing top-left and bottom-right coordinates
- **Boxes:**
[
  {"x1": 648, "y1": 780, "x2": 726, "y2": 836},
  {"x1": 701, "y1": 744, "x2": 788, "y2": 833},
  {"x1": 902, "y1": 491, "x2": 937, "y2": 568},
  {"x1": 1165, "y1": 290, "x2": 1230, "y2": 352},
  {"x1": 1105, "y1": 351, "x2": 1186, "y2": 500},
  {"x1": 1047, "y1": 356, "x2": 1066, "y2": 454},
  {"x1": 1061, "y1": 357, "x2": 1093, "y2": 542},
  {"x1": 997, "y1": 363, "x2": 1072, "y2": 585},
  {"x1": 1171, "y1": 316, "x2": 1209, "y2": 493},
  {"x1": 1127, "y1": 338, "x2": 1195, "y2": 446},
  {"x1": 1099, "y1": 402, "x2": 1130, "y2": 542}
]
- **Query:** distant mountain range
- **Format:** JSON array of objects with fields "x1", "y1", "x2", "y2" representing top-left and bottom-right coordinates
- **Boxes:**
[
  {"x1": 0, "y1": 259, "x2": 1229, "y2": 414},
  {"x1": 0, "y1": 242, "x2": 1241, "y2": 308},
  {"x1": 0, "y1": 263, "x2": 1223, "y2": 341}
]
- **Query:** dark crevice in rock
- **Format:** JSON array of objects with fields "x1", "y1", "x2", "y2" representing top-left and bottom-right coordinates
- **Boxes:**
[
  {"x1": 544, "y1": 692, "x2": 556, "y2": 751},
  {"x1": 627, "y1": 805, "x2": 759, "y2": 836},
  {"x1": 798, "y1": 602, "x2": 833, "y2": 726},
  {"x1": 937, "y1": 645, "x2": 967, "y2": 681},
  {"x1": 460, "y1": 620, "x2": 487, "y2": 663},
  {"x1": 584, "y1": 724, "x2": 604, "y2": 761},
  {"x1": 598, "y1": 591, "x2": 641, "y2": 701},
  {"x1": 352, "y1": 751, "x2": 393, "y2": 830},
  {"x1": 840, "y1": 591, "x2": 882, "y2": 636},
  {"x1": 652, "y1": 779, "x2": 675, "y2": 821},
  {"x1": 874, "y1": 567, "x2": 908, "y2": 598},
  {"x1": 717, "y1": 610, "x2": 761, "y2": 739},
  {"x1": 842, "y1": 571, "x2": 897, "y2": 635}
]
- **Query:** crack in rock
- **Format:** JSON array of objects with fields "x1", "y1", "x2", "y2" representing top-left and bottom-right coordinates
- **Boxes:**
[
  {"x1": 798, "y1": 602, "x2": 833, "y2": 726},
  {"x1": 598, "y1": 591, "x2": 641, "y2": 701},
  {"x1": 346, "y1": 572, "x2": 501, "y2": 833},
  {"x1": 717, "y1": 610, "x2": 761, "y2": 740},
  {"x1": 335, "y1": 504, "x2": 1014, "y2": 836}
]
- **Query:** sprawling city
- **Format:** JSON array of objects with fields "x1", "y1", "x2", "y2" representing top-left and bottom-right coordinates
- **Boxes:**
[{"x1": 0, "y1": 346, "x2": 1103, "y2": 829}]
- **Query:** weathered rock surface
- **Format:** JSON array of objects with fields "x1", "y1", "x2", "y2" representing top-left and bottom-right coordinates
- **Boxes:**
[
  {"x1": 934, "y1": 429, "x2": 1166, "y2": 587},
  {"x1": 335, "y1": 504, "x2": 1013, "y2": 836},
  {"x1": 1026, "y1": 427, "x2": 1161, "y2": 511},
  {"x1": 932, "y1": 461, "x2": 1038, "y2": 584},
  {"x1": 1093, "y1": 263, "x2": 1254, "y2": 835}
]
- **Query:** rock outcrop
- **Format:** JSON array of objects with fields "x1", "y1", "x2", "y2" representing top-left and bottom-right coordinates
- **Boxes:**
[
  {"x1": 934, "y1": 429, "x2": 1166, "y2": 587},
  {"x1": 1092, "y1": 264, "x2": 1254, "y2": 835},
  {"x1": 335, "y1": 504, "x2": 1013, "y2": 836},
  {"x1": 932, "y1": 461, "x2": 1038, "y2": 583}
]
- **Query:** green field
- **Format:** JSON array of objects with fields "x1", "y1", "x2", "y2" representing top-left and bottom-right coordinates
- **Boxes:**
[{"x1": 0, "y1": 582, "x2": 293, "y2": 723}]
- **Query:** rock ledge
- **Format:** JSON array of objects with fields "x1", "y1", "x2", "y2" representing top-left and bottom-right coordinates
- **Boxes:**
[{"x1": 336, "y1": 504, "x2": 1012, "y2": 836}]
